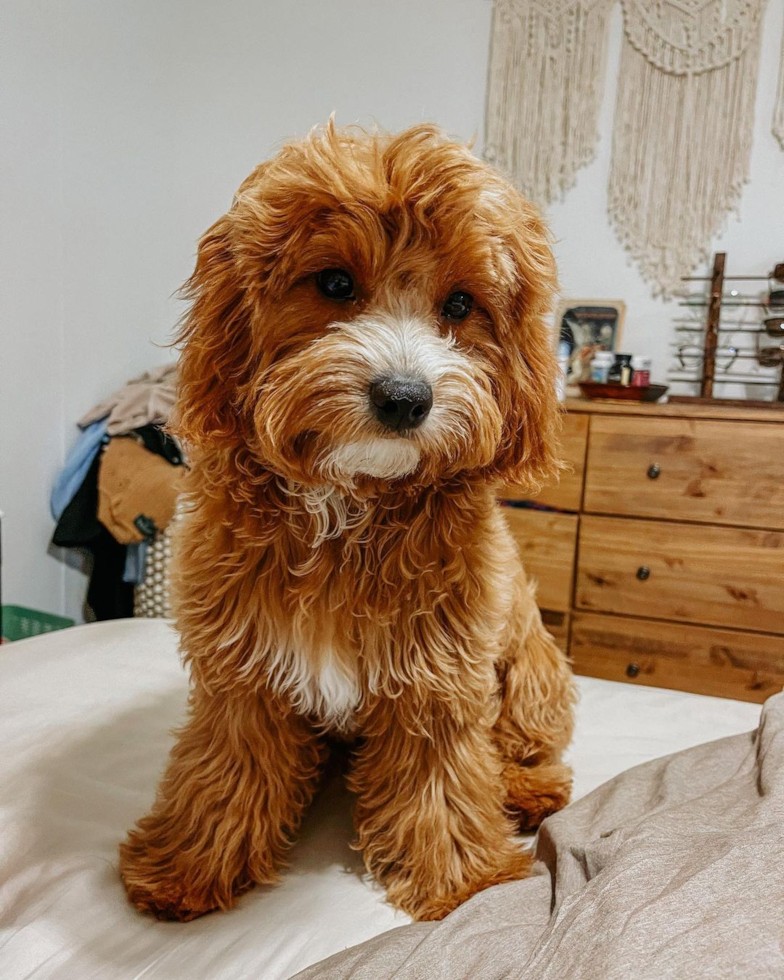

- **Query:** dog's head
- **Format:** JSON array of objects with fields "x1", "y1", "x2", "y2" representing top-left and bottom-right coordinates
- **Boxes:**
[{"x1": 177, "y1": 123, "x2": 559, "y2": 494}]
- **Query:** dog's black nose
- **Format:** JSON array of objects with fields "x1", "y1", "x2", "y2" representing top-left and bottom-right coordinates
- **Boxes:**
[{"x1": 369, "y1": 378, "x2": 433, "y2": 432}]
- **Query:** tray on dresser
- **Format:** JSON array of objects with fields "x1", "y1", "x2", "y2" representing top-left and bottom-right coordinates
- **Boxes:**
[{"x1": 578, "y1": 382, "x2": 668, "y2": 402}]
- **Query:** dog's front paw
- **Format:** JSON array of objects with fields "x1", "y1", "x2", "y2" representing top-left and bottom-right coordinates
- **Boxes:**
[
  {"x1": 392, "y1": 850, "x2": 533, "y2": 921},
  {"x1": 119, "y1": 831, "x2": 248, "y2": 922},
  {"x1": 122, "y1": 876, "x2": 218, "y2": 922}
]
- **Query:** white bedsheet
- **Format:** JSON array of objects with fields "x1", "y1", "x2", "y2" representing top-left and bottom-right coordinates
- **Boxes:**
[{"x1": 0, "y1": 619, "x2": 762, "y2": 980}]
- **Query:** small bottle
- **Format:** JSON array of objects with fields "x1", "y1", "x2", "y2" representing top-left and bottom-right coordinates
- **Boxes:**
[
  {"x1": 590, "y1": 350, "x2": 615, "y2": 383},
  {"x1": 608, "y1": 353, "x2": 633, "y2": 385},
  {"x1": 556, "y1": 340, "x2": 570, "y2": 402},
  {"x1": 631, "y1": 355, "x2": 651, "y2": 387}
]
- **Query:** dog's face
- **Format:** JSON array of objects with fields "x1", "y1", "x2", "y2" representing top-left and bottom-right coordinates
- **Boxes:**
[{"x1": 177, "y1": 124, "x2": 559, "y2": 493}]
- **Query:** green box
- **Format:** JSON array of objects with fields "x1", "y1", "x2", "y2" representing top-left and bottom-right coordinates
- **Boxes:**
[{"x1": 1, "y1": 605, "x2": 75, "y2": 642}]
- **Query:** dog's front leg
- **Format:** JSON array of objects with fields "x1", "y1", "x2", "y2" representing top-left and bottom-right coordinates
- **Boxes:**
[
  {"x1": 120, "y1": 685, "x2": 325, "y2": 921},
  {"x1": 350, "y1": 699, "x2": 531, "y2": 921}
]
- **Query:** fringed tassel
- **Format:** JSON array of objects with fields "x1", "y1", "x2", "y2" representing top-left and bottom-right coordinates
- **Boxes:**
[
  {"x1": 608, "y1": 0, "x2": 766, "y2": 298},
  {"x1": 774, "y1": 24, "x2": 784, "y2": 150},
  {"x1": 484, "y1": 0, "x2": 613, "y2": 205}
]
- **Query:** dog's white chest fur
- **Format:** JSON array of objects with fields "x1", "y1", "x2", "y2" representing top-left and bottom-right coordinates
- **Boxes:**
[{"x1": 272, "y1": 644, "x2": 361, "y2": 731}]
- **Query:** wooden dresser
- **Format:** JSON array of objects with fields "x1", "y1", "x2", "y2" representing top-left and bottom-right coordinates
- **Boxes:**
[{"x1": 504, "y1": 399, "x2": 784, "y2": 703}]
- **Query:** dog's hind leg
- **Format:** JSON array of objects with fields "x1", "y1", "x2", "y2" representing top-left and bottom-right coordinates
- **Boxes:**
[
  {"x1": 493, "y1": 585, "x2": 577, "y2": 831},
  {"x1": 120, "y1": 685, "x2": 325, "y2": 921},
  {"x1": 500, "y1": 757, "x2": 574, "y2": 832}
]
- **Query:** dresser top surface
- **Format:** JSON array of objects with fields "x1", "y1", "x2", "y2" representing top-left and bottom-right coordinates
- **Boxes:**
[{"x1": 564, "y1": 397, "x2": 784, "y2": 424}]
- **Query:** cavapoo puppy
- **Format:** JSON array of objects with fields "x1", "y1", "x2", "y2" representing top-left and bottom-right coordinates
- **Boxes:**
[{"x1": 120, "y1": 122, "x2": 576, "y2": 922}]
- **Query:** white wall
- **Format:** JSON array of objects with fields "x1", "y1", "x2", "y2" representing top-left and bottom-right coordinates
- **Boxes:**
[
  {"x1": 1, "y1": 0, "x2": 783, "y2": 620},
  {"x1": 1, "y1": 3, "x2": 68, "y2": 618}
]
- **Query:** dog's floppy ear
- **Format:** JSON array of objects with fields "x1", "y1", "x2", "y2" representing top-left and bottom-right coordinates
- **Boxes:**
[
  {"x1": 174, "y1": 211, "x2": 255, "y2": 453},
  {"x1": 485, "y1": 197, "x2": 562, "y2": 493}
]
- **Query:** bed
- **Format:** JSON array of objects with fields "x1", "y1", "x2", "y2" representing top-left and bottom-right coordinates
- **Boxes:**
[{"x1": 0, "y1": 619, "x2": 763, "y2": 979}]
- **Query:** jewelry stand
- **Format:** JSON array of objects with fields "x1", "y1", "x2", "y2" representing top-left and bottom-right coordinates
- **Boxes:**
[{"x1": 669, "y1": 253, "x2": 784, "y2": 409}]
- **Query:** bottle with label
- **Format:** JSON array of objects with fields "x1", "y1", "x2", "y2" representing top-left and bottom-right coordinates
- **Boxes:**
[
  {"x1": 631, "y1": 355, "x2": 651, "y2": 387},
  {"x1": 556, "y1": 340, "x2": 570, "y2": 401},
  {"x1": 608, "y1": 353, "x2": 633, "y2": 385},
  {"x1": 590, "y1": 350, "x2": 615, "y2": 383}
]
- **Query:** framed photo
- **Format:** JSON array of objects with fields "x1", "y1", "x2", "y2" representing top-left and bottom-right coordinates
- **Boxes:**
[{"x1": 557, "y1": 299, "x2": 626, "y2": 384}]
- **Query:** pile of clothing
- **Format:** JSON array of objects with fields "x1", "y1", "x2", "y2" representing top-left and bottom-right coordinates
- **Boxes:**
[{"x1": 51, "y1": 365, "x2": 185, "y2": 620}]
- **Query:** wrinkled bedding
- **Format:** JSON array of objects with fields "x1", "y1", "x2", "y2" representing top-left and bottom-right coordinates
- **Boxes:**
[
  {"x1": 0, "y1": 619, "x2": 767, "y2": 979},
  {"x1": 296, "y1": 693, "x2": 784, "y2": 979}
]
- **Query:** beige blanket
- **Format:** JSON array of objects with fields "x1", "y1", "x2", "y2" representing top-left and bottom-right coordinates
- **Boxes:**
[{"x1": 296, "y1": 693, "x2": 784, "y2": 979}]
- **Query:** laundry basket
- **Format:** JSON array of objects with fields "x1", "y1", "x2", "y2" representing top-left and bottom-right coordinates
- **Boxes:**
[{"x1": 134, "y1": 521, "x2": 177, "y2": 619}]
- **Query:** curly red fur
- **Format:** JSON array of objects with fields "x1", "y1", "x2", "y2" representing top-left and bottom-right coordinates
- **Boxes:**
[{"x1": 120, "y1": 122, "x2": 576, "y2": 923}]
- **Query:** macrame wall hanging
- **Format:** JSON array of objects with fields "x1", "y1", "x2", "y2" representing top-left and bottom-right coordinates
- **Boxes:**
[
  {"x1": 484, "y1": 0, "x2": 614, "y2": 205},
  {"x1": 608, "y1": 0, "x2": 767, "y2": 298},
  {"x1": 773, "y1": 21, "x2": 784, "y2": 150}
]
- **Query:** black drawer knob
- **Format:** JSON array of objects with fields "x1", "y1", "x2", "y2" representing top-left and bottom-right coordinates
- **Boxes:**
[
  {"x1": 636, "y1": 565, "x2": 651, "y2": 581},
  {"x1": 647, "y1": 463, "x2": 661, "y2": 479},
  {"x1": 626, "y1": 663, "x2": 640, "y2": 678}
]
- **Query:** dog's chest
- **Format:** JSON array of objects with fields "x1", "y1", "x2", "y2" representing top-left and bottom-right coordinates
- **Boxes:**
[{"x1": 272, "y1": 643, "x2": 361, "y2": 732}]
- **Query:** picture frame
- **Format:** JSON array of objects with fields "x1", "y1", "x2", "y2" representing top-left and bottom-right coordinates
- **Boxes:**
[{"x1": 556, "y1": 299, "x2": 626, "y2": 384}]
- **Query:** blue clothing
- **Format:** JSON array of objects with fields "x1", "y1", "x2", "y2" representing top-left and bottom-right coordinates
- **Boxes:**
[
  {"x1": 123, "y1": 542, "x2": 149, "y2": 585},
  {"x1": 50, "y1": 419, "x2": 109, "y2": 521}
]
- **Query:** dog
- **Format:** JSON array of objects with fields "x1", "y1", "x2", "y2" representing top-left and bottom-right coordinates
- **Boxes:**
[{"x1": 119, "y1": 122, "x2": 576, "y2": 923}]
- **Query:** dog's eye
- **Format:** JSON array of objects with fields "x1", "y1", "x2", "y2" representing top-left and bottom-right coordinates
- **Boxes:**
[
  {"x1": 442, "y1": 291, "x2": 473, "y2": 321},
  {"x1": 316, "y1": 268, "x2": 355, "y2": 301}
]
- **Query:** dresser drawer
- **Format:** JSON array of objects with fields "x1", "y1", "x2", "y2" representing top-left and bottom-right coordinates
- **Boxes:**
[
  {"x1": 542, "y1": 611, "x2": 570, "y2": 653},
  {"x1": 576, "y1": 515, "x2": 784, "y2": 634},
  {"x1": 571, "y1": 611, "x2": 784, "y2": 703},
  {"x1": 504, "y1": 507, "x2": 578, "y2": 613},
  {"x1": 584, "y1": 416, "x2": 784, "y2": 529},
  {"x1": 505, "y1": 412, "x2": 588, "y2": 511}
]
